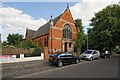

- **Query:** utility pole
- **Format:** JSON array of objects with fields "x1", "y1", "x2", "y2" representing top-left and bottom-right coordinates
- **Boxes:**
[{"x1": 87, "y1": 28, "x2": 89, "y2": 50}]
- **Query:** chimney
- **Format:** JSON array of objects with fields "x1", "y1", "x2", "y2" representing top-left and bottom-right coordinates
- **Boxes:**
[
  {"x1": 49, "y1": 15, "x2": 54, "y2": 27},
  {"x1": 66, "y1": 4, "x2": 69, "y2": 11}
]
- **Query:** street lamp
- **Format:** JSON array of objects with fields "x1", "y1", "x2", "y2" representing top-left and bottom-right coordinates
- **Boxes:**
[
  {"x1": 87, "y1": 28, "x2": 89, "y2": 50},
  {"x1": 87, "y1": 28, "x2": 93, "y2": 50}
]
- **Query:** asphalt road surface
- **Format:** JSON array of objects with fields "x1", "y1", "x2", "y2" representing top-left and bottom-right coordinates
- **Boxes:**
[{"x1": 2, "y1": 55, "x2": 119, "y2": 78}]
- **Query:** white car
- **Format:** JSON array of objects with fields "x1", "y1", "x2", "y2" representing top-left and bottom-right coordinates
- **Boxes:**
[{"x1": 80, "y1": 50, "x2": 100, "y2": 61}]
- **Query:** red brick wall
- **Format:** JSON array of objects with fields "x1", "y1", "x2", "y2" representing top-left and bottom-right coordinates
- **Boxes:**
[
  {"x1": 52, "y1": 29, "x2": 62, "y2": 38},
  {"x1": 61, "y1": 10, "x2": 74, "y2": 23},
  {"x1": 33, "y1": 9, "x2": 78, "y2": 56},
  {"x1": 54, "y1": 10, "x2": 77, "y2": 40},
  {"x1": 44, "y1": 47, "x2": 49, "y2": 60},
  {"x1": 52, "y1": 40, "x2": 62, "y2": 49},
  {"x1": 25, "y1": 29, "x2": 31, "y2": 41},
  {"x1": 33, "y1": 35, "x2": 48, "y2": 50},
  {"x1": 48, "y1": 10, "x2": 78, "y2": 54}
]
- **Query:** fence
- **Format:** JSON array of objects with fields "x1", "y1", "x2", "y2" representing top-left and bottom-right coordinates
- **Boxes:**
[
  {"x1": 0, "y1": 53, "x2": 44, "y2": 63},
  {"x1": 2, "y1": 48, "x2": 34, "y2": 55},
  {"x1": 1, "y1": 48, "x2": 44, "y2": 63}
]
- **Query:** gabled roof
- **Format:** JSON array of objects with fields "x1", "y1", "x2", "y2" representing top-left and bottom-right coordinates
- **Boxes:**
[
  {"x1": 31, "y1": 4, "x2": 76, "y2": 39},
  {"x1": 33, "y1": 13, "x2": 63, "y2": 39},
  {"x1": 52, "y1": 13, "x2": 63, "y2": 25},
  {"x1": 27, "y1": 29, "x2": 37, "y2": 39},
  {"x1": 33, "y1": 22, "x2": 50, "y2": 39}
]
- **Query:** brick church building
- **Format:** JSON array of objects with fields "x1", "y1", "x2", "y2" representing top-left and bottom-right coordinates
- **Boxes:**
[{"x1": 25, "y1": 5, "x2": 78, "y2": 58}]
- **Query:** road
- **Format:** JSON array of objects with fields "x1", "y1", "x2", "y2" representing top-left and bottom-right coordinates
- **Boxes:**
[{"x1": 2, "y1": 55, "x2": 119, "y2": 78}]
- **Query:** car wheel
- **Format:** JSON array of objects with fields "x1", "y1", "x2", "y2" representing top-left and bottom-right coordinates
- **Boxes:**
[
  {"x1": 104, "y1": 55, "x2": 107, "y2": 59},
  {"x1": 58, "y1": 62, "x2": 63, "y2": 67},
  {"x1": 75, "y1": 59, "x2": 79, "y2": 64},
  {"x1": 90, "y1": 57, "x2": 93, "y2": 61},
  {"x1": 98, "y1": 56, "x2": 100, "y2": 59}
]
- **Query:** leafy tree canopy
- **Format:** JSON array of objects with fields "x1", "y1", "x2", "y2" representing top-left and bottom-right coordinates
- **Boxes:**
[
  {"x1": 89, "y1": 4, "x2": 120, "y2": 51},
  {"x1": 23, "y1": 40, "x2": 36, "y2": 49},
  {"x1": 74, "y1": 19, "x2": 85, "y2": 49},
  {"x1": 7, "y1": 34, "x2": 23, "y2": 46}
]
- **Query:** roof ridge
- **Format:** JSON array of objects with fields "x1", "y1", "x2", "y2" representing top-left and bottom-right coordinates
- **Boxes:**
[
  {"x1": 33, "y1": 22, "x2": 49, "y2": 38},
  {"x1": 27, "y1": 28, "x2": 37, "y2": 32},
  {"x1": 33, "y1": 13, "x2": 63, "y2": 39}
]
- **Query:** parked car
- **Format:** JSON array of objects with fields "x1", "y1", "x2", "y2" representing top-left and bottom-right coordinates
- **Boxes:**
[
  {"x1": 100, "y1": 50, "x2": 111, "y2": 58},
  {"x1": 80, "y1": 50, "x2": 100, "y2": 61},
  {"x1": 116, "y1": 48, "x2": 120, "y2": 54},
  {"x1": 116, "y1": 46, "x2": 120, "y2": 54},
  {"x1": 49, "y1": 52, "x2": 80, "y2": 67}
]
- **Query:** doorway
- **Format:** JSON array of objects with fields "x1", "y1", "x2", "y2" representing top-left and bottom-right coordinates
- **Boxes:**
[{"x1": 64, "y1": 43, "x2": 67, "y2": 52}]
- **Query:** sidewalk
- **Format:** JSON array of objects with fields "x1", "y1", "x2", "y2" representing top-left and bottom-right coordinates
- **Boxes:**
[{"x1": 1, "y1": 56, "x2": 44, "y2": 63}]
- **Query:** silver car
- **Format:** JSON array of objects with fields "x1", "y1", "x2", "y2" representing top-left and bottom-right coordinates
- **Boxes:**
[{"x1": 80, "y1": 50, "x2": 100, "y2": 61}]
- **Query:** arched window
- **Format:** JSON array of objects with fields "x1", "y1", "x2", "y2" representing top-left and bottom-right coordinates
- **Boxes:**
[
  {"x1": 63, "y1": 24, "x2": 72, "y2": 39},
  {"x1": 38, "y1": 39, "x2": 41, "y2": 47},
  {"x1": 46, "y1": 36, "x2": 48, "y2": 47},
  {"x1": 44, "y1": 37, "x2": 48, "y2": 47},
  {"x1": 44, "y1": 38, "x2": 46, "y2": 47}
]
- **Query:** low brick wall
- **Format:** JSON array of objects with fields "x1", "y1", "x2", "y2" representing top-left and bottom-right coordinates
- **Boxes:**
[
  {"x1": 0, "y1": 53, "x2": 44, "y2": 63},
  {"x1": 2, "y1": 48, "x2": 34, "y2": 55}
]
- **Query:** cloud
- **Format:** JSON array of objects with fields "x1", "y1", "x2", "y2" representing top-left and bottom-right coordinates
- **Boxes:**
[
  {"x1": 0, "y1": 7, "x2": 47, "y2": 41},
  {"x1": 1, "y1": 1, "x2": 120, "y2": 41},
  {"x1": 70, "y1": 0, "x2": 120, "y2": 34}
]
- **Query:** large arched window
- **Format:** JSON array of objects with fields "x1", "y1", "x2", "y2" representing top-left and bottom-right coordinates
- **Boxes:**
[{"x1": 63, "y1": 24, "x2": 72, "y2": 39}]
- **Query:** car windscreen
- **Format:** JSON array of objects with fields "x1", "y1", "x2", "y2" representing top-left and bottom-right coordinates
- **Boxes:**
[
  {"x1": 83, "y1": 51, "x2": 93, "y2": 54},
  {"x1": 51, "y1": 54, "x2": 59, "y2": 57}
]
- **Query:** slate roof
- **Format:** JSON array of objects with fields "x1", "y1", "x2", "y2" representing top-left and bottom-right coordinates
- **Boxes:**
[
  {"x1": 33, "y1": 13, "x2": 63, "y2": 39},
  {"x1": 27, "y1": 29, "x2": 37, "y2": 39}
]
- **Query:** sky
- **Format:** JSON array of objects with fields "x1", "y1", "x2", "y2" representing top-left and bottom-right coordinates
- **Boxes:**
[{"x1": 0, "y1": 0, "x2": 120, "y2": 42}]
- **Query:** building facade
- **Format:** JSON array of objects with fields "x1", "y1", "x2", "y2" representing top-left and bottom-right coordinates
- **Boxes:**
[{"x1": 25, "y1": 5, "x2": 78, "y2": 55}]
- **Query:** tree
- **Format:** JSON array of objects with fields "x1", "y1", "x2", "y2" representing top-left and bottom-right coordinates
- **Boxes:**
[
  {"x1": 2, "y1": 41, "x2": 8, "y2": 46},
  {"x1": 74, "y1": 19, "x2": 85, "y2": 52},
  {"x1": 23, "y1": 40, "x2": 36, "y2": 49},
  {"x1": 7, "y1": 34, "x2": 23, "y2": 46},
  {"x1": 89, "y1": 4, "x2": 120, "y2": 51},
  {"x1": 0, "y1": 34, "x2": 1, "y2": 44},
  {"x1": 6, "y1": 33, "x2": 37, "y2": 48},
  {"x1": 0, "y1": 34, "x2": 1, "y2": 47}
]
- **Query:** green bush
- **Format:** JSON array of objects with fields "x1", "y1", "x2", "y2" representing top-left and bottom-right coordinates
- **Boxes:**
[
  {"x1": 24, "y1": 47, "x2": 41, "y2": 57},
  {"x1": 32, "y1": 47, "x2": 41, "y2": 56},
  {"x1": 23, "y1": 40, "x2": 36, "y2": 49}
]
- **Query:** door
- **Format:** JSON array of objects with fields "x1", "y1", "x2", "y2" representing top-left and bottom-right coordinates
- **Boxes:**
[
  {"x1": 64, "y1": 43, "x2": 67, "y2": 52},
  {"x1": 93, "y1": 51, "x2": 98, "y2": 59},
  {"x1": 66, "y1": 54, "x2": 73, "y2": 62},
  {"x1": 92, "y1": 51, "x2": 97, "y2": 59},
  {"x1": 59, "y1": 54, "x2": 68, "y2": 63}
]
